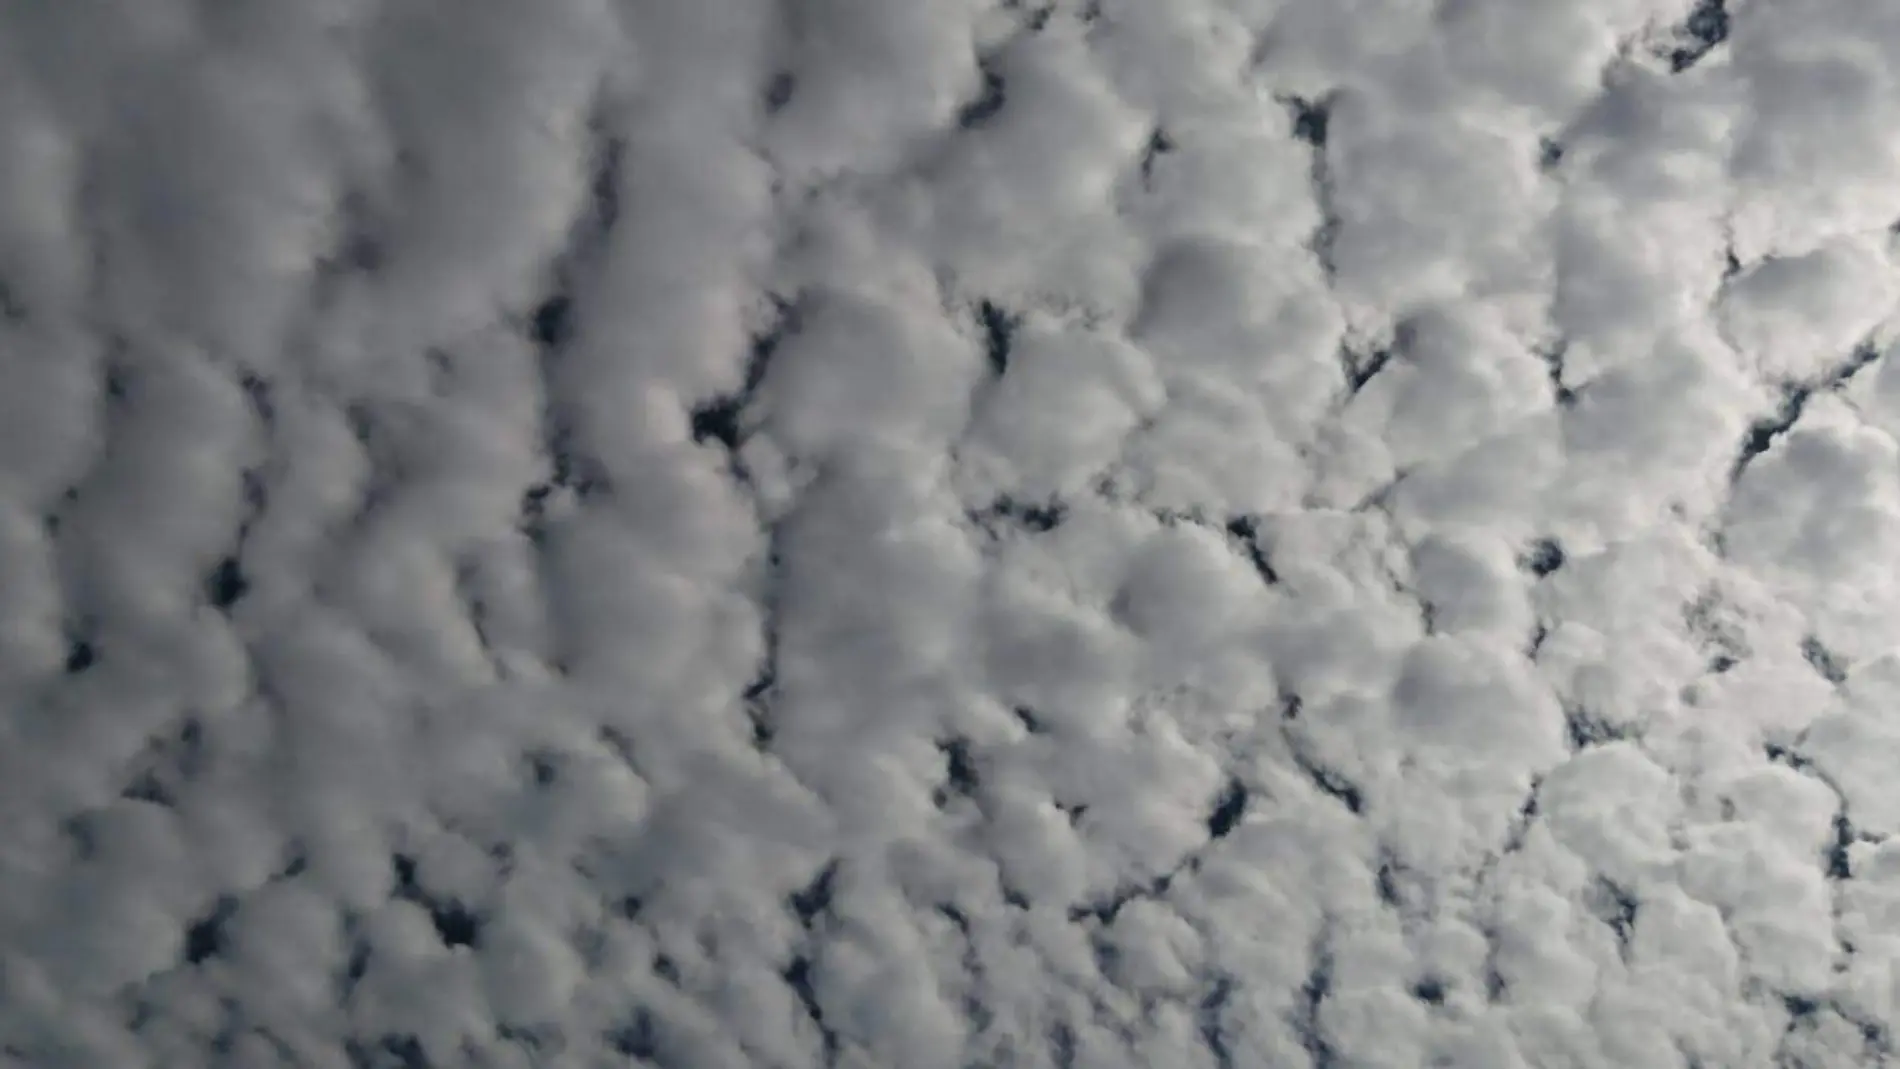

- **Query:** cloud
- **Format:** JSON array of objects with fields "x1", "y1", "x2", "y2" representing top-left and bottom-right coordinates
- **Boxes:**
[{"x1": 9, "y1": 0, "x2": 1900, "y2": 1066}]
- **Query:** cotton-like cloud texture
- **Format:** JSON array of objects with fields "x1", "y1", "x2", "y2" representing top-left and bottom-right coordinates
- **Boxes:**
[{"x1": 5, "y1": 0, "x2": 1900, "y2": 1066}]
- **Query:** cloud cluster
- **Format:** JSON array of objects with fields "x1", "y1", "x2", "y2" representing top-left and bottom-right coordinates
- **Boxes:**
[{"x1": 7, "y1": 0, "x2": 1900, "y2": 1065}]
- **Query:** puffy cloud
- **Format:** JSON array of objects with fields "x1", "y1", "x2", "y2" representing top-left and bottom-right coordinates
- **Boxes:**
[{"x1": 5, "y1": 0, "x2": 1900, "y2": 1065}]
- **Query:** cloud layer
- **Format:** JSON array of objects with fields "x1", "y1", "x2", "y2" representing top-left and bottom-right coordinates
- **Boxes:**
[{"x1": 6, "y1": 0, "x2": 1900, "y2": 1066}]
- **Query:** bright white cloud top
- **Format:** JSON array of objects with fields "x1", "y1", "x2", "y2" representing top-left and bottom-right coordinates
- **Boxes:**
[{"x1": 3, "y1": 0, "x2": 1900, "y2": 1066}]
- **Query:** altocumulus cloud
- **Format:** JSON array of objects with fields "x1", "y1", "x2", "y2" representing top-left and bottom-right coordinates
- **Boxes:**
[{"x1": 6, "y1": 0, "x2": 1900, "y2": 1066}]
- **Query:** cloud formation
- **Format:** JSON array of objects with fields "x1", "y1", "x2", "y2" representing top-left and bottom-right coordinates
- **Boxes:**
[{"x1": 5, "y1": 0, "x2": 1900, "y2": 1065}]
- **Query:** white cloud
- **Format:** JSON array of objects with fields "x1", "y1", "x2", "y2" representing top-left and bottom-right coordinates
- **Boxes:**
[{"x1": 8, "y1": 0, "x2": 1900, "y2": 1065}]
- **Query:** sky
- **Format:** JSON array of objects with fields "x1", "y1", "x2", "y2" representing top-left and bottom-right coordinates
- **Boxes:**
[{"x1": 6, "y1": 0, "x2": 1900, "y2": 1066}]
